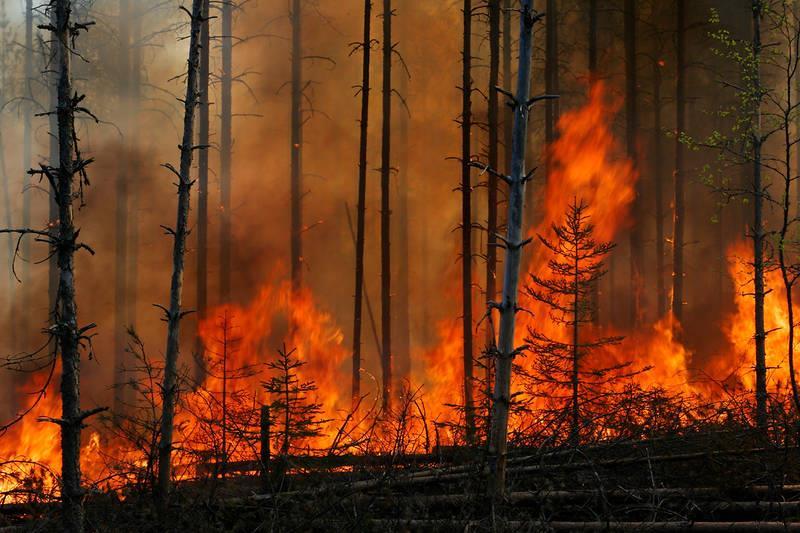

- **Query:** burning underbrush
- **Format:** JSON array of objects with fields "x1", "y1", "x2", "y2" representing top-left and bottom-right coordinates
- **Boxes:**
[{"x1": 2, "y1": 82, "x2": 800, "y2": 506}]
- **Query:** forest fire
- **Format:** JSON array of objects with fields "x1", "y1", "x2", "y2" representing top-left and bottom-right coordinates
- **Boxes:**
[{"x1": 4, "y1": 0, "x2": 800, "y2": 530}]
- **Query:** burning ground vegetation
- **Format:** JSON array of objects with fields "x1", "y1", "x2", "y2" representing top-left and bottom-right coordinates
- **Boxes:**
[{"x1": 5, "y1": 0, "x2": 800, "y2": 531}]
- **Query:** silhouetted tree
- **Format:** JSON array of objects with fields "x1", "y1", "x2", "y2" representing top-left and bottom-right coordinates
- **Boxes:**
[{"x1": 525, "y1": 199, "x2": 625, "y2": 446}]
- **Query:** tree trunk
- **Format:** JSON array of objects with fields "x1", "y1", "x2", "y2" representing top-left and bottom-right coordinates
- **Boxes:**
[
  {"x1": 672, "y1": 0, "x2": 686, "y2": 324},
  {"x1": 113, "y1": 0, "x2": 131, "y2": 416},
  {"x1": 352, "y1": 0, "x2": 372, "y2": 407},
  {"x1": 653, "y1": 61, "x2": 666, "y2": 318},
  {"x1": 486, "y1": 0, "x2": 500, "y2": 402},
  {"x1": 156, "y1": 0, "x2": 205, "y2": 509},
  {"x1": 380, "y1": 0, "x2": 393, "y2": 412},
  {"x1": 751, "y1": 0, "x2": 767, "y2": 430},
  {"x1": 488, "y1": 0, "x2": 539, "y2": 499},
  {"x1": 195, "y1": 0, "x2": 210, "y2": 383},
  {"x1": 461, "y1": 0, "x2": 475, "y2": 444},
  {"x1": 52, "y1": 1, "x2": 89, "y2": 530},
  {"x1": 220, "y1": 0, "x2": 232, "y2": 302},
  {"x1": 290, "y1": 0, "x2": 303, "y2": 295},
  {"x1": 625, "y1": 0, "x2": 642, "y2": 327}
]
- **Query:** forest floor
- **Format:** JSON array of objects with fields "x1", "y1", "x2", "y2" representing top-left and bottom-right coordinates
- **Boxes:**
[{"x1": 5, "y1": 429, "x2": 800, "y2": 531}]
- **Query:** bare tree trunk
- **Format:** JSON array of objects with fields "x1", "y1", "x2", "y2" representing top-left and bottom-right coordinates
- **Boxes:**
[
  {"x1": 653, "y1": 60, "x2": 666, "y2": 318},
  {"x1": 352, "y1": 0, "x2": 372, "y2": 407},
  {"x1": 220, "y1": 0, "x2": 232, "y2": 302},
  {"x1": 672, "y1": 0, "x2": 686, "y2": 324},
  {"x1": 380, "y1": 0, "x2": 392, "y2": 412},
  {"x1": 290, "y1": 0, "x2": 303, "y2": 295},
  {"x1": 488, "y1": 0, "x2": 539, "y2": 499},
  {"x1": 156, "y1": 0, "x2": 205, "y2": 509},
  {"x1": 461, "y1": 0, "x2": 475, "y2": 444},
  {"x1": 196, "y1": 0, "x2": 210, "y2": 383},
  {"x1": 751, "y1": 0, "x2": 767, "y2": 430},
  {"x1": 625, "y1": 0, "x2": 642, "y2": 327},
  {"x1": 113, "y1": 0, "x2": 131, "y2": 416},
  {"x1": 486, "y1": 0, "x2": 500, "y2": 402},
  {"x1": 52, "y1": 1, "x2": 92, "y2": 529}
]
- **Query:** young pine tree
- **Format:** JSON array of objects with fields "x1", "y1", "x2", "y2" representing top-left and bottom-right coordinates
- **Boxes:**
[
  {"x1": 525, "y1": 199, "x2": 627, "y2": 446},
  {"x1": 262, "y1": 345, "x2": 327, "y2": 456}
]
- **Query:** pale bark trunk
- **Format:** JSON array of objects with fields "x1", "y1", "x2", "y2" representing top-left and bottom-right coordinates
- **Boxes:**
[
  {"x1": 380, "y1": 0, "x2": 392, "y2": 412},
  {"x1": 352, "y1": 0, "x2": 372, "y2": 407},
  {"x1": 156, "y1": 0, "x2": 204, "y2": 508},
  {"x1": 488, "y1": 0, "x2": 538, "y2": 499}
]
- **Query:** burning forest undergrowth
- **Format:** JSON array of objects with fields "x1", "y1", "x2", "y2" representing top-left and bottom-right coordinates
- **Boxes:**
[{"x1": 1, "y1": 81, "x2": 795, "y2": 503}]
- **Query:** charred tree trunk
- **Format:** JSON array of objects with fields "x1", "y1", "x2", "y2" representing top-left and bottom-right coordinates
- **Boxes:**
[
  {"x1": 380, "y1": 0, "x2": 392, "y2": 412},
  {"x1": 625, "y1": 0, "x2": 642, "y2": 327},
  {"x1": 488, "y1": 0, "x2": 540, "y2": 499},
  {"x1": 51, "y1": 1, "x2": 93, "y2": 530},
  {"x1": 195, "y1": 0, "x2": 210, "y2": 382},
  {"x1": 570, "y1": 250, "x2": 580, "y2": 447},
  {"x1": 486, "y1": 0, "x2": 500, "y2": 400},
  {"x1": 461, "y1": 0, "x2": 475, "y2": 444},
  {"x1": 113, "y1": 0, "x2": 131, "y2": 415},
  {"x1": 352, "y1": 0, "x2": 372, "y2": 407},
  {"x1": 653, "y1": 60, "x2": 666, "y2": 318},
  {"x1": 290, "y1": 0, "x2": 303, "y2": 295},
  {"x1": 751, "y1": 0, "x2": 767, "y2": 430},
  {"x1": 220, "y1": 0, "x2": 232, "y2": 302},
  {"x1": 672, "y1": 0, "x2": 686, "y2": 324},
  {"x1": 156, "y1": 0, "x2": 204, "y2": 509}
]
